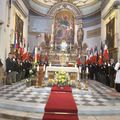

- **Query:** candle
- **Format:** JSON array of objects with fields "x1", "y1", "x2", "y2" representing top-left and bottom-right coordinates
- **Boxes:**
[
  {"x1": 75, "y1": 64, "x2": 77, "y2": 68},
  {"x1": 37, "y1": 65, "x2": 39, "y2": 72},
  {"x1": 79, "y1": 66, "x2": 81, "y2": 73},
  {"x1": 86, "y1": 67, "x2": 89, "y2": 74}
]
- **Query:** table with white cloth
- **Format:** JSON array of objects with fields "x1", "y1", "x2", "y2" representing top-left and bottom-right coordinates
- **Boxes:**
[{"x1": 45, "y1": 66, "x2": 79, "y2": 80}]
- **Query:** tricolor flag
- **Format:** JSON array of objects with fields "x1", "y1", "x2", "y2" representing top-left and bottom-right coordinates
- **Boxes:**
[
  {"x1": 14, "y1": 32, "x2": 18, "y2": 49},
  {"x1": 103, "y1": 44, "x2": 109, "y2": 61}
]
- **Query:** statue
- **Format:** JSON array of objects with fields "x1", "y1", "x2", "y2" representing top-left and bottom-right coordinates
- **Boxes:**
[{"x1": 77, "y1": 28, "x2": 84, "y2": 50}]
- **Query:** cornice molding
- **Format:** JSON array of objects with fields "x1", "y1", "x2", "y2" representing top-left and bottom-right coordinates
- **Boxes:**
[
  {"x1": 82, "y1": 9, "x2": 101, "y2": 18},
  {"x1": 29, "y1": 7, "x2": 48, "y2": 17},
  {"x1": 22, "y1": 0, "x2": 30, "y2": 10},
  {"x1": 12, "y1": 0, "x2": 28, "y2": 17},
  {"x1": 102, "y1": 1, "x2": 120, "y2": 20}
]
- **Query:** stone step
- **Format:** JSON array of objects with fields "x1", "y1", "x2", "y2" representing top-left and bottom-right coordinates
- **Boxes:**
[{"x1": 0, "y1": 108, "x2": 43, "y2": 120}]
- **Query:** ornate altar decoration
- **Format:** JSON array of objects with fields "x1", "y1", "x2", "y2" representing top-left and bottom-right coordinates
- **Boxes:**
[
  {"x1": 59, "y1": 52, "x2": 67, "y2": 66},
  {"x1": 44, "y1": 2, "x2": 84, "y2": 66}
]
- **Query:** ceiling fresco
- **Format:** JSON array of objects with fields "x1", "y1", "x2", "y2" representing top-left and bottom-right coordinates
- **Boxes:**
[
  {"x1": 34, "y1": 0, "x2": 98, "y2": 7},
  {"x1": 24, "y1": 0, "x2": 102, "y2": 16}
]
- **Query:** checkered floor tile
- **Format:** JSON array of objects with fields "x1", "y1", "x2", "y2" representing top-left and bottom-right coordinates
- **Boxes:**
[{"x1": 0, "y1": 80, "x2": 120, "y2": 107}]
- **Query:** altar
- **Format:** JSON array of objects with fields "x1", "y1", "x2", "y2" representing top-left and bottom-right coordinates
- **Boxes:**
[{"x1": 45, "y1": 66, "x2": 79, "y2": 80}]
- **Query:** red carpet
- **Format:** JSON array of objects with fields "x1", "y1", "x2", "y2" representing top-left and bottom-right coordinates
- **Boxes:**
[
  {"x1": 51, "y1": 85, "x2": 72, "y2": 92},
  {"x1": 45, "y1": 92, "x2": 78, "y2": 113},
  {"x1": 43, "y1": 113, "x2": 79, "y2": 120}
]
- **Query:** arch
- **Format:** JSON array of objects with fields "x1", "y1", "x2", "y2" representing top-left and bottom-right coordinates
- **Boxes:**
[{"x1": 47, "y1": 2, "x2": 82, "y2": 19}]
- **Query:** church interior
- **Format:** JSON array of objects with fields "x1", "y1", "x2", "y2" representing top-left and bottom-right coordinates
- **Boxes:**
[{"x1": 0, "y1": 0, "x2": 120, "y2": 120}]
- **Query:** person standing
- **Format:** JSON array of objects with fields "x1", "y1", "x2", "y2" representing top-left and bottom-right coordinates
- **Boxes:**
[
  {"x1": 12, "y1": 53, "x2": 17, "y2": 83},
  {"x1": 6, "y1": 53, "x2": 13, "y2": 85},
  {"x1": 114, "y1": 61, "x2": 120, "y2": 92},
  {"x1": 0, "y1": 59, "x2": 4, "y2": 85},
  {"x1": 109, "y1": 59, "x2": 116, "y2": 88}
]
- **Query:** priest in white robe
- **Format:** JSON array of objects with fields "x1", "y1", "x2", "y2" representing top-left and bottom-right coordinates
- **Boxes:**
[{"x1": 115, "y1": 61, "x2": 120, "y2": 92}]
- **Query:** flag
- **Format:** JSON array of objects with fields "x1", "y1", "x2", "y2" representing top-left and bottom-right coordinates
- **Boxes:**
[
  {"x1": 93, "y1": 46, "x2": 98, "y2": 63},
  {"x1": 100, "y1": 42, "x2": 104, "y2": 58},
  {"x1": 103, "y1": 44, "x2": 109, "y2": 61},
  {"x1": 45, "y1": 52, "x2": 48, "y2": 62},
  {"x1": 23, "y1": 37, "x2": 26, "y2": 49},
  {"x1": 22, "y1": 47, "x2": 27, "y2": 61},
  {"x1": 98, "y1": 55, "x2": 103, "y2": 65},
  {"x1": 89, "y1": 48, "x2": 94, "y2": 63},
  {"x1": 14, "y1": 32, "x2": 18, "y2": 49},
  {"x1": 19, "y1": 42, "x2": 23, "y2": 55},
  {"x1": 98, "y1": 43, "x2": 104, "y2": 65},
  {"x1": 19, "y1": 33, "x2": 23, "y2": 55},
  {"x1": 34, "y1": 47, "x2": 38, "y2": 63},
  {"x1": 86, "y1": 55, "x2": 90, "y2": 64},
  {"x1": 32, "y1": 47, "x2": 35, "y2": 58},
  {"x1": 76, "y1": 54, "x2": 81, "y2": 65}
]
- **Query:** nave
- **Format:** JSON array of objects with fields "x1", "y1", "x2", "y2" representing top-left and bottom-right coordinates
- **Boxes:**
[{"x1": 0, "y1": 79, "x2": 120, "y2": 120}]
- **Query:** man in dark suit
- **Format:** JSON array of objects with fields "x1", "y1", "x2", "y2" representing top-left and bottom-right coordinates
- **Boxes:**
[
  {"x1": 109, "y1": 59, "x2": 116, "y2": 88},
  {"x1": 6, "y1": 53, "x2": 13, "y2": 84}
]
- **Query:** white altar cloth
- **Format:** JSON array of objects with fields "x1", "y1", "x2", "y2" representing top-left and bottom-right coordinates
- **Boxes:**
[{"x1": 45, "y1": 66, "x2": 79, "y2": 80}]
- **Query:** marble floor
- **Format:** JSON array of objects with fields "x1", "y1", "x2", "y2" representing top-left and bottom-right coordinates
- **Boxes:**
[{"x1": 0, "y1": 79, "x2": 120, "y2": 119}]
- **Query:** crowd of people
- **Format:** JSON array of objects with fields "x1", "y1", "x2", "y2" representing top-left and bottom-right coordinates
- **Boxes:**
[
  {"x1": 0, "y1": 52, "x2": 120, "y2": 92},
  {"x1": 5, "y1": 52, "x2": 32, "y2": 85},
  {"x1": 79, "y1": 59, "x2": 120, "y2": 92}
]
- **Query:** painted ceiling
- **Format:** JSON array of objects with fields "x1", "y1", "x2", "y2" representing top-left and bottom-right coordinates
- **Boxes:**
[
  {"x1": 25, "y1": 0, "x2": 102, "y2": 16},
  {"x1": 34, "y1": 0, "x2": 97, "y2": 7}
]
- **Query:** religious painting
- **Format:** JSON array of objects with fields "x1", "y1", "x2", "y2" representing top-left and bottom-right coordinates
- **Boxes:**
[
  {"x1": 106, "y1": 18, "x2": 117, "y2": 60},
  {"x1": 11, "y1": 14, "x2": 24, "y2": 54},
  {"x1": 54, "y1": 11, "x2": 74, "y2": 46},
  {"x1": 106, "y1": 18, "x2": 115, "y2": 49}
]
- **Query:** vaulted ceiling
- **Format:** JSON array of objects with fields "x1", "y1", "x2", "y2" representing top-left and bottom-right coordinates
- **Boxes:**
[{"x1": 23, "y1": 0, "x2": 103, "y2": 17}]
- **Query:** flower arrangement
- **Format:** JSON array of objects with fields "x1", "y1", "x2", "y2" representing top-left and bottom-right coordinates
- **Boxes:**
[{"x1": 54, "y1": 71, "x2": 72, "y2": 86}]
